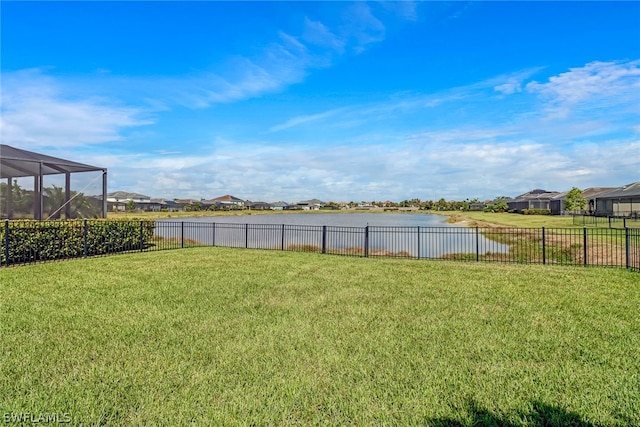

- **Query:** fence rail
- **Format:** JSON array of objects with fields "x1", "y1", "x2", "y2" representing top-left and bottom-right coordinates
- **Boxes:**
[
  {"x1": 573, "y1": 214, "x2": 640, "y2": 228},
  {"x1": 2, "y1": 219, "x2": 639, "y2": 272}
]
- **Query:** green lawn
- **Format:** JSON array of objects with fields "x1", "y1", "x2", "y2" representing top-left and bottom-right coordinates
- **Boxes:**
[
  {"x1": 1, "y1": 248, "x2": 639, "y2": 425},
  {"x1": 440, "y1": 211, "x2": 579, "y2": 228}
]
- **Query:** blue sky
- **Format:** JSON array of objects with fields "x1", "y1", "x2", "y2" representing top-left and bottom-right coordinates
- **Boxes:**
[{"x1": 1, "y1": 1, "x2": 639, "y2": 202}]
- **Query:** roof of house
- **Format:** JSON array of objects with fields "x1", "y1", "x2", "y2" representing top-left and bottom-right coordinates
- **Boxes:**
[
  {"x1": 298, "y1": 198, "x2": 325, "y2": 205},
  {"x1": 210, "y1": 194, "x2": 245, "y2": 203},
  {"x1": 108, "y1": 191, "x2": 151, "y2": 200},
  {"x1": 174, "y1": 199, "x2": 200, "y2": 204},
  {"x1": 582, "y1": 187, "x2": 618, "y2": 199},
  {"x1": 270, "y1": 201, "x2": 289, "y2": 207},
  {"x1": 150, "y1": 198, "x2": 175, "y2": 205},
  {"x1": 510, "y1": 189, "x2": 560, "y2": 201},
  {"x1": 592, "y1": 182, "x2": 640, "y2": 199},
  {"x1": 1, "y1": 144, "x2": 105, "y2": 178}
]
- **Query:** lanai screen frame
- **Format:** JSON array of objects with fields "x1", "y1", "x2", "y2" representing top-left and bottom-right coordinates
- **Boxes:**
[{"x1": 0, "y1": 144, "x2": 107, "y2": 220}]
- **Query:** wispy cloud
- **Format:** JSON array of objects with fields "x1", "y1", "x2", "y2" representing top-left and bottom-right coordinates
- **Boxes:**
[
  {"x1": 343, "y1": 2, "x2": 386, "y2": 54},
  {"x1": 266, "y1": 68, "x2": 543, "y2": 134},
  {"x1": 0, "y1": 69, "x2": 152, "y2": 149},
  {"x1": 526, "y1": 60, "x2": 640, "y2": 119},
  {"x1": 302, "y1": 17, "x2": 345, "y2": 54},
  {"x1": 269, "y1": 108, "x2": 348, "y2": 132}
]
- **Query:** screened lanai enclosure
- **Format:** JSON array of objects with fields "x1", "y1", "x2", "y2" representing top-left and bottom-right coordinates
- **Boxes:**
[{"x1": 0, "y1": 145, "x2": 107, "y2": 220}]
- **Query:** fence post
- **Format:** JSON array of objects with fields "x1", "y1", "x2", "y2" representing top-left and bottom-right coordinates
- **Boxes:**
[
  {"x1": 322, "y1": 225, "x2": 327, "y2": 254},
  {"x1": 212, "y1": 222, "x2": 216, "y2": 247},
  {"x1": 475, "y1": 226, "x2": 479, "y2": 262},
  {"x1": 583, "y1": 227, "x2": 588, "y2": 266},
  {"x1": 281, "y1": 224, "x2": 285, "y2": 251},
  {"x1": 364, "y1": 226, "x2": 369, "y2": 258},
  {"x1": 625, "y1": 227, "x2": 630, "y2": 269},
  {"x1": 181, "y1": 221, "x2": 184, "y2": 249},
  {"x1": 417, "y1": 226, "x2": 420, "y2": 259},
  {"x1": 542, "y1": 227, "x2": 546, "y2": 265},
  {"x1": 139, "y1": 220, "x2": 144, "y2": 252},
  {"x1": 4, "y1": 220, "x2": 9, "y2": 266},
  {"x1": 83, "y1": 219, "x2": 88, "y2": 257},
  {"x1": 245, "y1": 223, "x2": 249, "y2": 249},
  {"x1": 624, "y1": 218, "x2": 627, "y2": 228}
]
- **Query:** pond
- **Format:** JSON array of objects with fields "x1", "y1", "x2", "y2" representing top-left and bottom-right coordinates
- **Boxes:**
[{"x1": 155, "y1": 212, "x2": 509, "y2": 258}]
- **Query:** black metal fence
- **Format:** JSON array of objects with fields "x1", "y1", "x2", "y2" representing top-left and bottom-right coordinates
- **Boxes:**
[
  {"x1": 573, "y1": 215, "x2": 640, "y2": 228},
  {"x1": 2, "y1": 219, "x2": 639, "y2": 272}
]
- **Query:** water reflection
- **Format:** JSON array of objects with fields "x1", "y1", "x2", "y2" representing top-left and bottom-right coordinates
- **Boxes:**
[{"x1": 155, "y1": 213, "x2": 509, "y2": 258}]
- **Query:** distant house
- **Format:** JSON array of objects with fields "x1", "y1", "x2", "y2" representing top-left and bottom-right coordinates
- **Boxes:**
[
  {"x1": 296, "y1": 199, "x2": 325, "y2": 210},
  {"x1": 591, "y1": 182, "x2": 640, "y2": 217},
  {"x1": 106, "y1": 191, "x2": 151, "y2": 211},
  {"x1": 174, "y1": 199, "x2": 201, "y2": 211},
  {"x1": 469, "y1": 202, "x2": 488, "y2": 211},
  {"x1": 248, "y1": 201, "x2": 271, "y2": 210},
  {"x1": 207, "y1": 194, "x2": 246, "y2": 210},
  {"x1": 507, "y1": 189, "x2": 560, "y2": 213},
  {"x1": 270, "y1": 201, "x2": 289, "y2": 211},
  {"x1": 147, "y1": 198, "x2": 178, "y2": 212}
]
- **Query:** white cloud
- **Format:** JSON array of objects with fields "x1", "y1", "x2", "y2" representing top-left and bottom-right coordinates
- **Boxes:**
[
  {"x1": 343, "y1": 2, "x2": 386, "y2": 54},
  {"x1": 269, "y1": 107, "x2": 347, "y2": 132},
  {"x1": 302, "y1": 17, "x2": 345, "y2": 54},
  {"x1": 0, "y1": 69, "x2": 152, "y2": 149},
  {"x1": 383, "y1": 1, "x2": 418, "y2": 21},
  {"x1": 526, "y1": 60, "x2": 640, "y2": 119},
  {"x1": 494, "y1": 78, "x2": 522, "y2": 95}
]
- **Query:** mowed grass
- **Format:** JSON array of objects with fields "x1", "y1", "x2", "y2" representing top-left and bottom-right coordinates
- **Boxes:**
[
  {"x1": 1, "y1": 248, "x2": 639, "y2": 425},
  {"x1": 441, "y1": 211, "x2": 580, "y2": 228}
]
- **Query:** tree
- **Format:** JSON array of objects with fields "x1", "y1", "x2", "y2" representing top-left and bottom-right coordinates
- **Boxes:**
[
  {"x1": 483, "y1": 200, "x2": 508, "y2": 213},
  {"x1": 564, "y1": 187, "x2": 587, "y2": 212},
  {"x1": 0, "y1": 180, "x2": 34, "y2": 218},
  {"x1": 437, "y1": 198, "x2": 449, "y2": 211},
  {"x1": 43, "y1": 185, "x2": 67, "y2": 219}
]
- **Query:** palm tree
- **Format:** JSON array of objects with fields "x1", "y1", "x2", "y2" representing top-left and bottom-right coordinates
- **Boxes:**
[{"x1": 43, "y1": 185, "x2": 101, "y2": 219}]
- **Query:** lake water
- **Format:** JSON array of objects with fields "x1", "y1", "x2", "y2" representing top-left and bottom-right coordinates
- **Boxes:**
[{"x1": 155, "y1": 212, "x2": 509, "y2": 258}]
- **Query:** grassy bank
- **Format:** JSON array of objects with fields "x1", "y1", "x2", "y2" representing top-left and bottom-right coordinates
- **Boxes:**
[
  {"x1": 1, "y1": 248, "x2": 638, "y2": 425},
  {"x1": 438, "y1": 211, "x2": 578, "y2": 228}
]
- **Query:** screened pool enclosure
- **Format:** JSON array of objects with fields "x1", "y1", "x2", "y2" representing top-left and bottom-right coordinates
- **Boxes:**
[{"x1": 0, "y1": 144, "x2": 107, "y2": 220}]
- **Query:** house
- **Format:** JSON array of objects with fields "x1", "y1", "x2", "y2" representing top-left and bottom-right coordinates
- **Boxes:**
[
  {"x1": 106, "y1": 191, "x2": 152, "y2": 211},
  {"x1": 248, "y1": 201, "x2": 271, "y2": 210},
  {"x1": 469, "y1": 202, "x2": 488, "y2": 211},
  {"x1": 591, "y1": 182, "x2": 640, "y2": 217},
  {"x1": 206, "y1": 194, "x2": 246, "y2": 210},
  {"x1": 174, "y1": 199, "x2": 202, "y2": 211},
  {"x1": 147, "y1": 198, "x2": 178, "y2": 212},
  {"x1": 270, "y1": 201, "x2": 289, "y2": 211},
  {"x1": 356, "y1": 202, "x2": 374, "y2": 210},
  {"x1": 296, "y1": 199, "x2": 325, "y2": 210},
  {"x1": 507, "y1": 189, "x2": 560, "y2": 213},
  {"x1": 550, "y1": 187, "x2": 617, "y2": 215}
]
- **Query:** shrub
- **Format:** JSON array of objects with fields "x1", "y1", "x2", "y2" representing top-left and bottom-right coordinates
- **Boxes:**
[
  {"x1": 0, "y1": 219, "x2": 155, "y2": 265},
  {"x1": 522, "y1": 209, "x2": 551, "y2": 215}
]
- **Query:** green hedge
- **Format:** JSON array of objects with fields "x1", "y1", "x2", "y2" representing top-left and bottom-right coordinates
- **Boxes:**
[
  {"x1": 522, "y1": 209, "x2": 551, "y2": 215},
  {"x1": 1, "y1": 220, "x2": 156, "y2": 265}
]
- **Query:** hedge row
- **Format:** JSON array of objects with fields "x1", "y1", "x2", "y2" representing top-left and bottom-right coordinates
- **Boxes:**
[
  {"x1": 1, "y1": 219, "x2": 156, "y2": 265},
  {"x1": 522, "y1": 209, "x2": 551, "y2": 215}
]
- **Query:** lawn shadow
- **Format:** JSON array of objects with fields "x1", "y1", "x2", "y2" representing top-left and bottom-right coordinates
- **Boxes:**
[{"x1": 428, "y1": 399, "x2": 608, "y2": 427}]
